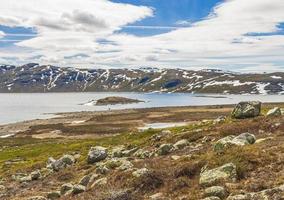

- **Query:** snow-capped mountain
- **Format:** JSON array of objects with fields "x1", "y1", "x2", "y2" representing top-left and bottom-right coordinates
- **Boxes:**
[{"x1": 0, "y1": 63, "x2": 283, "y2": 94}]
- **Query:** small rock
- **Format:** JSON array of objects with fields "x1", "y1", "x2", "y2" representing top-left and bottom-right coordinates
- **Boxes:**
[
  {"x1": 111, "y1": 146, "x2": 125, "y2": 158},
  {"x1": 149, "y1": 192, "x2": 165, "y2": 200},
  {"x1": 157, "y1": 144, "x2": 174, "y2": 155},
  {"x1": 26, "y1": 196, "x2": 47, "y2": 200},
  {"x1": 48, "y1": 155, "x2": 75, "y2": 171},
  {"x1": 199, "y1": 163, "x2": 237, "y2": 187},
  {"x1": 226, "y1": 195, "x2": 248, "y2": 200},
  {"x1": 30, "y1": 170, "x2": 41, "y2": 180},
  {"x1": 117, "y1": 160, "x2": 134, "y2": 171},
  {"x1": 71, "y1": 184, "x2": 86, "y2": 195},
  {"x1": 133, "y1": 149, "x2": 151, "y2": 159},
  {"x1": 47, "y1": 191, "x2": 61, "y2": 200},
  {"x1": 91, "y1": 177, "x2": 107, "y2": 187},
  {"x1": 214, "y1": 133, "x2": 256, "y2": 151},
  {"x1": 132, "y1": 168, "x2": 149, "y2": 178},
  {"x1": 204, "y1": 186, "x2": 228, "y2": 199},
  {"x1": 266, "y1": 107, "x2": 282, "y2": 117},
  {"x1": 173, "y1": 139, "x2": 189, "y2": 150},
  {"x1": 87, "y1": 146, "x2": 108, "y2": 164},
  {"x1": 202, "y1": 197, "x2": 221, "y2": 200},
  {"x1": 79, "y1": 175, "x2": 92, "y2": 187},
  {"x1": 60, "y1": 183, "x2": 73, "y2": 195}
]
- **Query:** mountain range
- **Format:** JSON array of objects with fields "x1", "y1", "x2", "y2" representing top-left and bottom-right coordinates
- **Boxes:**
[{"x1": 0, "y1": 63, "x2": 283, "y2": 94}]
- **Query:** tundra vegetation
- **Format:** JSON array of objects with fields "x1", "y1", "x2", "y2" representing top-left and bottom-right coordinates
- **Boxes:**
[{"x1": 0, "y1": 102, "x2": 283, "y2": 199}]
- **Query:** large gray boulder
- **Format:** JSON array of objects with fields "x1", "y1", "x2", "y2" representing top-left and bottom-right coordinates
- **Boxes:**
[
  {"x1": 87, "y1": 146, "x2": 108, "y2": 164},
  {"x1": 231, "y1": 101, "x2": 261, "y2": 119},
  {"x1": 199, "y1": 163, "x2": 237, "y2": 187},
  {"x1": 214, "y1": 133, "x2": 256, "y2": 151},
  {"x1": 266, "y1": 107, "x2": 282, "y2": 117}
]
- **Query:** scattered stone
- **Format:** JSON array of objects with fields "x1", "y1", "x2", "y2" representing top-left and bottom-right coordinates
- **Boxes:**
[
  {"x1": 111, "y1": 146, "x2": 125, "y2": 158},
  {"x1": 173, "y1": 139, "x2": 189, "y2": 150},
  {"x1": 214, "y1": 116, "x2": 226, "y2": 123},
  {"x1": 199, "y1": 163, "x2": 237, "y2": 187},
  {"x1": 121, "y1": 147, "x2": 139, "y2": 157},
  {"x1": 71, "y1": 184, "x2": 86, "y2": 195},
  {"x1": 266, "y1": 107, "x2": 282, "y2": 117},
  {"x1": 46, "y1": 191, "x2": 61, "y2": 200},
  {"x1": 87, "y1": 146, "x2": 108, "y2": 164},
  {"x1": 157, "y1": 144, "x2": 174, "y2": 155},
  {"x1": 79, "y1": 175, "x2": 92, "y2": 187},
  {"x1": 117, "y1": 160, "x2": 134, "y2": 171},
  {"x1": 214, "y1": 133, "x2": 256, "y2": 151},
  {"x1": 96, "y1": 164, "x2": 110, "y2": 175},
  {"x1": 133, "y1": 149, "x2": 151, "y2": 159},
  {"x1": 132, "y1": 168, "x2": 150, "y2": 178},
  {"x1": 26, "y1": 196, "x2": 47, "y2": 200},
  {"x1": 47, "y1": 155, "x2": 75, "y2": 171},
  {"x1": 151, "y1": 130, "x2": 171, "y2": 141},
  {"x1": 204, "y1": 186, "x2": 228, "y2": 199},
  {"x1": 105, "y1": 190, "x2": 132, "y2": 200},
  {"x1": 202, "y1": 197, "x2": 221, "y2": 200},
  {"x1": 30, "y1": 170, "x2": 41, "y2": 180},
  {"x1": 227, "y1": 184, "x2": 284, "y2": 200},
  {"x1": 149, "y1": 192, "x2": 165, "y2": 200},
  {"x1": 60, "y1": 183, "x2": 73, "y2": 195},
  {"x1": 12, "y1": 173, "x2": 32, "y2": 183},
  {"x1": 91, "y1": 177, "x2": 107, "y2": 187},
  {"x1": 231, "y1": 101, "x2": 261, "y2": 119}
]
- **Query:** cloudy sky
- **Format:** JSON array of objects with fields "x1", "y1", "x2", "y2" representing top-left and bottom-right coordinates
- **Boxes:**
[{"x1": 0, "y1": 0, "x2": 284, "y2": 72}]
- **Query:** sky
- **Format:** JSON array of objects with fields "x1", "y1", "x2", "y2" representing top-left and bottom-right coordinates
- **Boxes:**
[{"x1": 0, "y1": 0, "x2": 284, "y2": 72}]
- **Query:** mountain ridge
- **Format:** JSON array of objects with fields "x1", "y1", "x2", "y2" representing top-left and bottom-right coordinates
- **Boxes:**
[{"x1": 0, "y1": 63, "x2": 283, "y2": 94}]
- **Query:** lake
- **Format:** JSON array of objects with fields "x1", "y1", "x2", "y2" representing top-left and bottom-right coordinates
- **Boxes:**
[{"x1": 0, "y1": 92, "x2": 283, "y2": 125}]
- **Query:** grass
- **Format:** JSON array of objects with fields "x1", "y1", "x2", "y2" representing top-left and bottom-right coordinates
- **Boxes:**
[{"x1": 0, "y1": 128, "x2": 160, "y2": 175}]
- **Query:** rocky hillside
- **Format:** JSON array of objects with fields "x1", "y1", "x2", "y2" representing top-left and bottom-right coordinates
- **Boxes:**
[
  {"x1": 0, "y1": 102, "x2": 283, "y2": 199},
  {"x1": 0, "y1": 63, "x2": 283, "y2": 94}
]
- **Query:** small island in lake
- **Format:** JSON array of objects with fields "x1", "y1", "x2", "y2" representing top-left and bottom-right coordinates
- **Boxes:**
[{"x1": 95, "y1": 96, "x2": 144, "y2": 105}]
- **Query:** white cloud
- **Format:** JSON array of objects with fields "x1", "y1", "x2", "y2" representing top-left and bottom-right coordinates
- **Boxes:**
[
  {"x1": 0, "y1": 0, "x2": 284, "y2": 72},
  {"x1": 0, "y1": 31, "x2": 5, "y2": 38}
]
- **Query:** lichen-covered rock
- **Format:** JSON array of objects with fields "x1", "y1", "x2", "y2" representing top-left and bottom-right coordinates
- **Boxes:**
[
  {"x1": 266, "y1": 107, "x2": 282, "y2": 117},
  {"x1": 12, "y1": 173, "x2": 32, "y2": 183},
  {"x1": 87, "y1": 146, "x2": 108, "y2": 164},
  {"x1": 71, "y1": 184, "x2": 86, "y2": 195},
  {"x1": 47, "y1": 155, "x2": 75, "y2": 171},
  {"x1": 30, "y1": 170, "x2": 41, "y2": 180},
  {"x1": 111, "y1": 146, "x2": 125, "y2": 158},
  {"x1": 173, "y1": 139, "x2": 189, "y2": 150},
  {"x1": 199, "y1": 163, "x2": 237, "y2": 187},
  {"x1": 204, "y1": 186, "x2": 228, "y2": 199},
  {"x1": 227, "y1": 184, "x2": 284, "y2": 200},
  {"x1": 157, "y1": 144, "x2": 174, "y2": 155},
  {"x1": 132, "y1": 168, "x2": 150, "y2": 178},
  {"x1": 60, "y1": 183, "x2": 73, "y2": 195},
  {"x1": 214, "y1": 133, "x2": 256, "y2": 151},
  {"x1": 231, "y1": 101, "x2": 261, "y2": 119},
  {"x1": 46, "y1": 191, "x2": 61, "y2": 200},
  {"x1": 79, "y1": 175, "x2": 92, "y2": 187},
  {"x1": 133, "y1": 149, "x2": 151, "y2": 159}
]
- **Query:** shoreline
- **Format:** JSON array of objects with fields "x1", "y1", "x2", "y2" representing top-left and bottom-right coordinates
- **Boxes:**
[{"x1": 1, "y1": 102, "x2": 283, "y2": 139}]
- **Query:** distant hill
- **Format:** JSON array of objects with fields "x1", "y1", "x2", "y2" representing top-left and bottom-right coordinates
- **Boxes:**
[{"x1": 0, "y1": 63, "x2": 283, "y2": 94}]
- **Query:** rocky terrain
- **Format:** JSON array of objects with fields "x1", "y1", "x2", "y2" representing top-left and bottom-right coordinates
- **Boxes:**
[
  {"x1": 0, "y1": 63, "x2": 283, "y2": 94},
  {"x1": 0, "y1": 102, "x2": 283, "y2": 199}
]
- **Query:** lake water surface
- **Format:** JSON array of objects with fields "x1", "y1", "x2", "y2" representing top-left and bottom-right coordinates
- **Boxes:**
[{"x1": 0, "y1": 92, "x2": 283, "y2": 125}]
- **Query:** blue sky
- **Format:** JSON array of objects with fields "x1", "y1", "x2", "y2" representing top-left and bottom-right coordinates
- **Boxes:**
[{"x1": 0, "y1": 0, "x2": 284, "y2": 72}]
